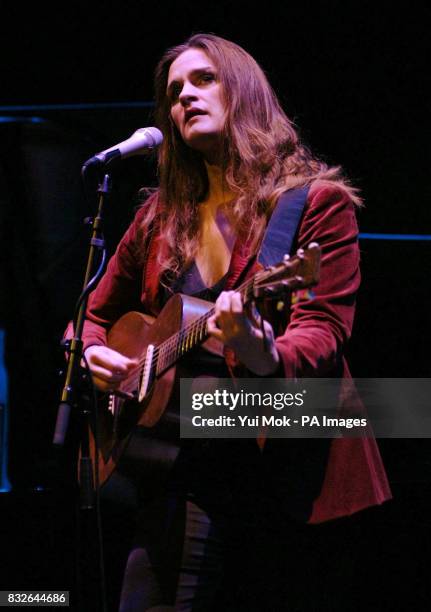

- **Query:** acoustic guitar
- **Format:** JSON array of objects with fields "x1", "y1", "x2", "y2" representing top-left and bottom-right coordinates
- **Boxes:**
[{"x1": 91, "y1": 243, "x2": 321, "y2": 485}]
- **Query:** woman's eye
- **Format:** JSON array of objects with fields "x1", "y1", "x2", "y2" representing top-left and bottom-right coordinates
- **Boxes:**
[
  {"x1": 170, "y1": 84, "x2": 181, "y2": 101},
  {"x1": 200, "y1": 73, "x2": 215, "y2": 83}
]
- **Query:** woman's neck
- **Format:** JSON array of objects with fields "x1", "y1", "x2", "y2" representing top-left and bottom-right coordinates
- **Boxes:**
[{"x1": 201, "y1": 161, "x2": 235, "y2": 214}]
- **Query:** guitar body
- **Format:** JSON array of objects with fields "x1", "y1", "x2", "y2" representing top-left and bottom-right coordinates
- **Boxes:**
[
  {"x1": 85, "y1": 244, "x2": 321, "y2": 487},
  {"x1": 91, "y1": 293, "x2": 215, "y2": 486}
]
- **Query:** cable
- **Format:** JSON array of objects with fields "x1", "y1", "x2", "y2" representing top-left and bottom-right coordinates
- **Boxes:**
[{"x1": 72, "y1": 246, "x2": 107, "y2": 334}]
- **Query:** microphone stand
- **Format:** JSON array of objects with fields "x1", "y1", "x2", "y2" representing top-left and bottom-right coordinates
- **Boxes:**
[
  {"x1": 54, "y1": 171, "x2": 109, "y2": 492},
  {"x1": 53, "y1": 170, "x2": 110, "y2": 611}
]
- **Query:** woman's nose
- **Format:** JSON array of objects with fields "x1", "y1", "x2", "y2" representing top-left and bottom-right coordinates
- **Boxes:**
[{"x1": 179, "y1": 82, "x2": 198, "y2": 105}]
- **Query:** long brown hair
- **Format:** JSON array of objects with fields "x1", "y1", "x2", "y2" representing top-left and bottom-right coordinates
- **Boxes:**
[{"x1": 141, "y1": 33, "x2": 361, "y2": 278}]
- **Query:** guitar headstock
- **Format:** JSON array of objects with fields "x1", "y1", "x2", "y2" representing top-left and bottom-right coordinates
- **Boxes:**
[{"x1": 253, "y1": 242, "x2": 321, "y2": 299}]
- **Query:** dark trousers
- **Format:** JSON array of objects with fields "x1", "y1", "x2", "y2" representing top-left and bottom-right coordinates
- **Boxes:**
[{"x1": 101, "y1": 437, "x2": 387, "y2": 611}]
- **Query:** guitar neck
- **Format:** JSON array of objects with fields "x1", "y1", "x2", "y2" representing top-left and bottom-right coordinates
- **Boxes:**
[
  {"x1": 154, "y1": 243, "x2": 320, "y2": 375},
  {"x1": 155, "y1": 277, "x2": 254, "y2": 374}
]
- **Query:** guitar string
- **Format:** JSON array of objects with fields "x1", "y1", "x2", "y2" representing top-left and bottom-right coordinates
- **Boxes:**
[
  {"x1": 135, "y1": 274, "x2": 257, "y2": 376},
  {"x1": 156, "y1": 263, "x2": 301, "y2": 368},
  {"x1": 132, "y1": 259, "x2": 301, "y2": 381},
  {"x1": 144, "y1": 263, "x2": 293, "y2": 373},
  {"x1": 158, "y1": 275, "x2": 260, "y2": 359},
  {"x1": 153, "y1": 282, "x2": 252, "y2": 371}
]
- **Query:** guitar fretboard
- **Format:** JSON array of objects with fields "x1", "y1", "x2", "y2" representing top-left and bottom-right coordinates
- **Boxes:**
[
  {"x1": 154, "y1": 275, "x2": 256, "y2": 375},
  {"x1": 148, "y1": 246, "x2": 316, "y2": 376}
]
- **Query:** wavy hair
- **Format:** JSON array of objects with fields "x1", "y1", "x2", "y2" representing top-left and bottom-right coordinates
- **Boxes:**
[{"x1": 141, "y1": 33, "x2": 361, "y2": 278}]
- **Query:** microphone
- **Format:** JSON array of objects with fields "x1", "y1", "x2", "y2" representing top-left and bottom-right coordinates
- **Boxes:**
[{"x1": 82, "y1": 127, "x2": 163, "y2": 170}]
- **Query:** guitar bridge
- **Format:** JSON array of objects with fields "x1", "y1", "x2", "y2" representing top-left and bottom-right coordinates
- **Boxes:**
[{"x1": 108, "y1": 393, "x2": 122, "y2": 438}]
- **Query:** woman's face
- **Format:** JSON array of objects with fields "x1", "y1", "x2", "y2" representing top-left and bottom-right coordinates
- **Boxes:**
[{"x1": 167, "y1": 48, "x2": 226, "y2": 159}]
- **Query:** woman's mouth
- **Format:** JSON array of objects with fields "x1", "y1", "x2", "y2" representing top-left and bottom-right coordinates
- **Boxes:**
[{"x1": 185, "y1": 108, "x2": 207, "y2": 123}]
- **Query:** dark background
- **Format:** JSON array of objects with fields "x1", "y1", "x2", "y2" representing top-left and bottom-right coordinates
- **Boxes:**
[{"x1": 0, "y1": 2, "x2": 430, "y2": 610}]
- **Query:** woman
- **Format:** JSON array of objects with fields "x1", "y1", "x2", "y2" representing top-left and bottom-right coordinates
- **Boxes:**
[{"x1": 79, "y1": 34, "x2": 391, "y2": 611}]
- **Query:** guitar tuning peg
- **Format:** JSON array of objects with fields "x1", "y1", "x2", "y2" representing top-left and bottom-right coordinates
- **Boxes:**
[
  {"x1": 283, "y1": 254, "x2": 290, "y2": 263},
  {"x1": 276, "y1": 300, "x2": 285, "y2": 311},
  {"x1": 296, "y1": 248, "x2": 305, "y2": 259}
]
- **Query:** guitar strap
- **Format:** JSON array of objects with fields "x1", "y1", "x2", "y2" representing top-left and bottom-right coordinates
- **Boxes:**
[
  {"x1": 254, "y1": 185, "x2": 310, "y2": 450},
  {"x1": 257, "y1": 185, "x2": 310, "y2": 267},
  {"x1": 230, "y1": 185, "x2": 310, "y2": 291}
]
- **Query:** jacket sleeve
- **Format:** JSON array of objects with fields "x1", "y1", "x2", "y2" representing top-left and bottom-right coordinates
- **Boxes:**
[
  {"x1": 275, "y1": 181, "x2": 360, "y2": 377},
  {"x1": 64, "y1": 205, "x2": 149, "y2": 350}
]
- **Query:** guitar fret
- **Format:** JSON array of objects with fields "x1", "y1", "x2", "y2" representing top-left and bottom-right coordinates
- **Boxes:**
[
  {"x1": 168, "y1": 341, "x2": 176, "y2": 368},
  {"x1": 165, "y1": 341, "x2": 173, "y2": 368},
  {"x1": 158, "y1": 347, "x2": 166, "y2": 374},
  {"x1": 202, "y1": 317, "x2": 207, "y2": 338},
  {"x1": 157, "y1": 291, "x2": 242, "y2": 372},
  {"x1": 151, "y1": 246, "x2": 320, "y2": 375}
]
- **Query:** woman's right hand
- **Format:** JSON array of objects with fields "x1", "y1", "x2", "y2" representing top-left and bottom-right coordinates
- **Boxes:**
[{"x1": 84, "y1": 345, "x2": 138, "y2": 392}]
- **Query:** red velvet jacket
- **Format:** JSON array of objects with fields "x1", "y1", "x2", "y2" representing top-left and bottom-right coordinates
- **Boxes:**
[{"x1": 77, "y1": 180, "x2": 392, "y2": 523}]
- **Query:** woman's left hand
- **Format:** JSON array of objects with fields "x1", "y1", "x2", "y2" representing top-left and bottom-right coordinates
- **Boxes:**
[{"x1": 207, "y1": 291, "x2": 281, "y2": 376}]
